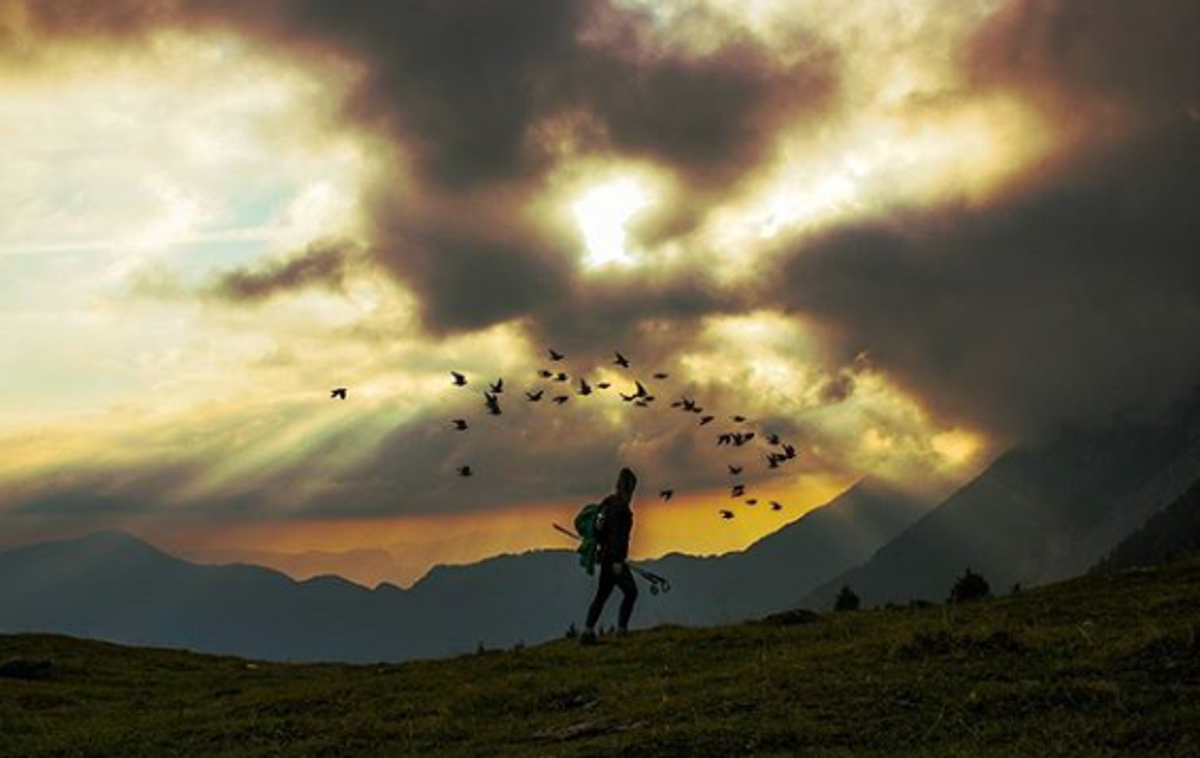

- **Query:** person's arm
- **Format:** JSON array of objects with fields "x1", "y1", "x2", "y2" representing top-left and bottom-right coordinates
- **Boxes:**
[{"x1": 610, "y1": 508, "x2": 632, "y2": 566}]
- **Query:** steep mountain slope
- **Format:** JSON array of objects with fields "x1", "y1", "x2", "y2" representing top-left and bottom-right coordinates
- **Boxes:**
[
  {"x1": 804, "y1": 412, "x2": 1200, "y2": 608},
  {"x1": 1096, "y1": 477, "x2": 1200, "y2": 571}
]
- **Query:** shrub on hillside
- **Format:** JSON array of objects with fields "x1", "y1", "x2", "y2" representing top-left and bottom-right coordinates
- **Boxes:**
[
  {"x1": 834, "y1": 585, "x2": 861, "y2": 612},
  {"x1": 949, "y1": 568, "x2": 991, "y2": 604}
]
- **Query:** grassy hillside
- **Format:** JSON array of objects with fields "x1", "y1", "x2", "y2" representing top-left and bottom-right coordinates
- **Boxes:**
[{"x1": 3, "y1": 560, "x2": 1200, "y2": 757}]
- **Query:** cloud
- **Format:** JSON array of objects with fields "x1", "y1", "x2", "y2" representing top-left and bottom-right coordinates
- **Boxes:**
[
  {"x1": 204, "y1": 241, "x2": 355, "y2": 303},
  {"x1": 764, "y1": 0, "x2": 1200, "y2": 441}
]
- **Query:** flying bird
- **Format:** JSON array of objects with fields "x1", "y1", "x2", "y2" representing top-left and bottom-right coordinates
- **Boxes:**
[
  {"x1": 554, "y1": 372, "x2": 569, "y2": 382},
  {"x1": 733, "y1": 432, "x2": 756, "y2": 447},
  {"x1": 766, "y1": 453, "x2": 783, "y2": 469},
  {"x1": 553, "y1": 395, "x2": 570, "y2": 405},
  {"x1": 452, "y1": 419, "x2": 469, "y2": 431},
  {"x1": 456, "y1": 465, "x2": 473, "y2": 477},
  {"x1": 614, "y1": 351, "x2": 631, "y2": 368},
  {"x1": 659, "y1": 489, "x2": 674, "y2": 502},
  {"x1": 730, "y1": 415, "x2": 747, "y2": 423},
  {"x1": 767, "y1": 433, "x2": 782, "y2": 446},
  {"x1": 699, "y1": 415, "x2": 715, "y2": 426},
  {"x1": 484, "y1": 392, "x2": 502, "y2": 416},
  {"x1": 782, "y1": 443, "x2": 798, "y2": 459},
  {"x1": 548, "y1": 349, "x2": 565, "y2": 361},
  {"x1": 538, "y1": 369, "x2": 554, "y2": 379},
  {"x1": 451, "y1": 372, "x2": 467, "y2": 386},
  {"x1": 745, "y1": 499, "x2": 759, "y2": 506},
  {"x1": 719, "y1": 509, "x2": 735, "y2": 520},
  {"x1": 717, "y1": 433, "x2": 733, "y2": 446},
  {"x1": 526, "y1": 389, "x2": 544, "y2": 402},
  {"x1": 597, "y1": 382, "x2": 612, "y2": 390},
  {"x1": 330, "y1": 388, "x2": 347, "y2": 400},
  {"x1": 770, "y1": 501, "x2": 784, "y2": 512},
  {"x1": 653, "y1": 372, "x2": 669, "y2": 380},
  {"x1": 731, "y1": 484, "x2": 746, "y2": 498},
  {"x1": 578, "y1": 378, "x2": 593, "y2": 396},
  {"x1": 489, "y1": 378, "x2": 504, "y2": 394},
  {"x1": 728, "y1": 465, "x2": 743, "y2": 475}
]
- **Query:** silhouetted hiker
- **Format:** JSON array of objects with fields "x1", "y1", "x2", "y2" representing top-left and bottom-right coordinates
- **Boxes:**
[{"x1": 581, "y1": 467, "x2": 639, "y2": 644}]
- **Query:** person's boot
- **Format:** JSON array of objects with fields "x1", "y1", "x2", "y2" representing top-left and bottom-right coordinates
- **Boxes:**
[{"x1": 580, "y1": 629, "x2": 599, "y2": 646}]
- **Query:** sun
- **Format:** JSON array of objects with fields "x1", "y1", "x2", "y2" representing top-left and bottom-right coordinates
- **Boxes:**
[{"x1": 571, "y1": 177, "x2": 652, "y2": 269}]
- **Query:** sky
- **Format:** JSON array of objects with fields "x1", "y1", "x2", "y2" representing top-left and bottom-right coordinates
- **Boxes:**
[{"x1": 2, "y1": 0, "x2": 1199, "y2": 587}]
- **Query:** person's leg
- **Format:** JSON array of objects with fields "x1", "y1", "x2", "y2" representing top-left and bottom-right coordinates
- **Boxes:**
[
  {"x1": 615, "y1": 565, "x2": 639, "y2": 632},
  {"x1": 585, "y1": 563, "x2": 616, "y2": 632}
]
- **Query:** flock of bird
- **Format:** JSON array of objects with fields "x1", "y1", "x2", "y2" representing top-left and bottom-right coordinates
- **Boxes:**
[
  {"x1": 331, "y1": 348, "x2": 802, "y2": 519},
  {"x1": 334, "y1": 347, "x2": 804, "y2": 521}
]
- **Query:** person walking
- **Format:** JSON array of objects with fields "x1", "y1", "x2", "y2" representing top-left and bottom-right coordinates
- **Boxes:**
[{"x1": 581, "y1": 467, "x2": 639, "y2": 644}]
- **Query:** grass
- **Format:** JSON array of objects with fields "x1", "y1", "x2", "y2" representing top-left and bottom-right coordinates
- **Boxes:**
[{"x1": 2, "y1": 559, "x2": 1199, "y2": 757}]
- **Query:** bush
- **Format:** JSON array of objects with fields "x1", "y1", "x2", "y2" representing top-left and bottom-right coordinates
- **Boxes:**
[
  {"x1": 949, "y1": 568, "x2": 991, "y2": 604},
  {"x1": 834, "y1": 585, "x2": 861, "y2": 612}
]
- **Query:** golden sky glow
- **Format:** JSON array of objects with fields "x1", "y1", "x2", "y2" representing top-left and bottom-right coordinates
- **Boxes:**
[{"x1": 0, "y1": 0, "x2": 1092, "y2": 588}]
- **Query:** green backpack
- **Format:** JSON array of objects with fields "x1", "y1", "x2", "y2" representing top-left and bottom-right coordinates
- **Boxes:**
[{"x1": 573, "y1": 502, "x2": 603, "y2": 575}]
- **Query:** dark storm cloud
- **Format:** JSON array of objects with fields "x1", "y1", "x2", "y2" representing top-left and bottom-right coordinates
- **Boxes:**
[
  {"x1": 769, "y1": 119, "x2": 1200, "y2": 442},
  {"x1": 969, "y1": 0, "x2": 1200, "y2": 117},
  {"x1": 236, "y1": 0, "x2": 831, "y2": 188},
  {"x1": 205, "y1": 241, "x2": 354, "y2": 303}
]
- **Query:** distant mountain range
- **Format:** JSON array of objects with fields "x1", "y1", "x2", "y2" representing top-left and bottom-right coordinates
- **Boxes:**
[
  {"x1": 804, "y1": 404, "x2": 1200, "y2": 609},
  {"x1": 0, "y1": 481, "x2": 927, "y2": 662}
]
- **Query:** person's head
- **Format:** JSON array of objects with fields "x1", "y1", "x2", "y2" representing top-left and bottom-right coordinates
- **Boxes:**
[{"x1": 616, "y1": 467, "x2": 638, "y2": 499}]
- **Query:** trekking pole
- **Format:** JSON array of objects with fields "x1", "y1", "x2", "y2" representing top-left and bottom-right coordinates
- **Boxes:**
[{"x1": 552, "y1": 524, "x2": 671, "y2": 594}]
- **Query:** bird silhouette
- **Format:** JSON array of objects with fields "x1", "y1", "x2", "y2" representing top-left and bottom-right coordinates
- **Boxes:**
[
  {"x1": 489, "y1": 379, "x2": 504, "y2": 394},
  {"x1": 659, "y1": 489, "x2": 674, "y2": 501},
  {"x1": 653, "y1": 372, "x2": 669, "y2": 380},
  {"x1": 597, "y1": 382, "x2": 612, "y2": 390},
  {"x1": 730, "y1": 415, "x2": 747, "y2": 423},
  {"x1": 634, "y1": 399, "x2": 650, "y2": 408},
  {"x1": 767, "y1": 433, "x2": 782, "y2": 446},
  {"x1": 452, "y1": 419, "x2": 468, "y2": 431},
  {"x1": 526, "y1": 389, "x2": 544, "y2": 402},
  {"x1": 554, "y1": 372, "x2": 569, "y2": 382},
  {"x1": 451, "y1": 372, "x2": 467, "y2": 386},
  {"x1": 717, "y1": 433, "x2": 733, "y2": 446},
  {"x1": 745, "y1": 498, "x2": 759, "y2": 506},
  {"x1": 782, "y1": 443, "x2": 798, "y2": 459},
  {"x1": 733, "y1": 432, "x2": 756, "y2": 447},
  {"x1": 553, "y1": 395, "x2": 570, "y2": 405},
  {"x1": 719, "y1": 509, "x2": 735, "y2": 520},
  {"x1": 330, "y1": 388, "x2": 347, "y2": 400},
  {"x1": 538, "y1": 369, "x2": 554, "y2": 379},
  {"x1": 614, "y1": 351, "x2": 631, "y2": 368},
  {"x1": 728, "y1": 465, "x2": 743, "y2": 475},
  {"x1": 456, "y1": 465, "x2": 473, "y2": 477},
  {"x1": 699, "y1": 415, "x2": 715, "y2": 426},
  {"x1": 548, "y1": 349, "x2": 565, "y2": 361},
  {"x1": 766, "y1": 453, "x2": 783, "y2": 469},
  {"x1": 578, "y1": 378, "x2": 593, "y2": 396},
  {"x1": 731, "y1": 484, "x2": 746, "y2": 498},
  {"x1": 770, "y1": 501, "x2": 783, "y2": 511},
  {"x1": 484, "y1": 392, "x2": 502, "y2": 416}
]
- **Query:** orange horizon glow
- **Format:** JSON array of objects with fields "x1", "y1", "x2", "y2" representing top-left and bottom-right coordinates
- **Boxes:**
[{"x1": 138, "y1": 473, "x2": 854, "y2": 587}]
